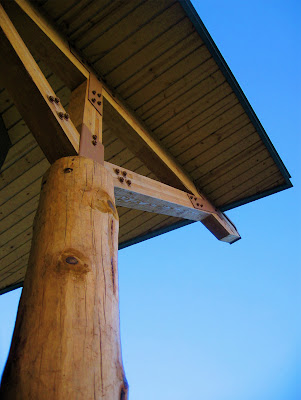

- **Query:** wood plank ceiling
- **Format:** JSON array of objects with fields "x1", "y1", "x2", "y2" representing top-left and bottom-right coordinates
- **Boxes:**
[{"x1": 0, "y1": 0, "x2": 291, "y2": 293}]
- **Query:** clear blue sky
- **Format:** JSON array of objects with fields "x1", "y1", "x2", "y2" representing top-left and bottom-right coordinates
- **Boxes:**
[{"x1": 1, "y1": 1, "x2": 300, "y2": 399}]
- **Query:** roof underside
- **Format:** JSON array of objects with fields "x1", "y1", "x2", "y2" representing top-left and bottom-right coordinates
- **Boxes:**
[{"x1": 0, "y1": 0, "x2": 291, "y2": 293}]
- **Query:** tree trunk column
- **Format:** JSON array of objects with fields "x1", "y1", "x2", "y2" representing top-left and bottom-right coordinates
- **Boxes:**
[{"x1": 0, "y1": 156, "x2": 128, "y2": 399}]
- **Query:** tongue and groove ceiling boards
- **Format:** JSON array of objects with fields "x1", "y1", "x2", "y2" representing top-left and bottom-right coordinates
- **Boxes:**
[{"x1": 0, "y1": 0, "x2": 291, "y2": 293}]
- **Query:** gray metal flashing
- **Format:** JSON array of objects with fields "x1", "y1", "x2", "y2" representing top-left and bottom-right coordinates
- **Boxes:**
[
  {"x1": 179, "y1": 0, "x2": 292, "y2": 184},
  {"x1": 220, "y1": 182, "x2": 293, "y2": 212},
  {"x1": 0, "y1": 282, "x2": 23, "y2": 296}
]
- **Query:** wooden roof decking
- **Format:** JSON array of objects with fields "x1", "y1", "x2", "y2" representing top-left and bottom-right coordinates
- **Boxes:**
[{"x1": 0, "y1": 0, "x2": 291, "y2": 293}]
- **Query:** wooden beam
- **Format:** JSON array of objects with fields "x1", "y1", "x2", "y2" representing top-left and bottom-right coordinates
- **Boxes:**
[
  {"x1": 0, "y1": 4, "x2": 79, "y2": 163},
  {"x1": 105, "y1": 162, "x2": 240, "y2": 244},
  {"x1": 4, "y1": 0, "x2": 199, "y2": 194}
]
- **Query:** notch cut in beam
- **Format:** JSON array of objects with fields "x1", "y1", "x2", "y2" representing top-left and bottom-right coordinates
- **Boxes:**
[
  {"x1": 105, "y1": 162, "x2": 240, "y2": 244},
  {"x1": 4, "y1": 0, "x2": 199, "y2": 194}
]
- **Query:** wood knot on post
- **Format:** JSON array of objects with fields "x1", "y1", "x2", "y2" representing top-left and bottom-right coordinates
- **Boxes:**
[
  {"x1": 91, "y1": 190, "x2": 118, "y2": 220},
  {"x1": 65, "y1": 256, "x2": 78, "y2": 265},
  {"x1": 55, "y1": 250, "x2": 91, "y2": 276}
]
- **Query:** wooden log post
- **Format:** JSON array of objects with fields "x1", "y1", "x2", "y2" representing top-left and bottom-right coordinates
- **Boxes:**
[{"x1": 0, "y1": 156, "x2": 128, "y2": 399}]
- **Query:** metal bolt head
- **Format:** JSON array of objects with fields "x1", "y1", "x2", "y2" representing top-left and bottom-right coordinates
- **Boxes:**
[
  {"x1": 126, "y1": 179, "x2": 132, "y2": 186},
  {"x1": 92, "y1": 90, "x2": 96, "y2": 95},
  {"x1": 92, "y1": 98, "x2": 96, "y2": 103},
  {"x1": 114, "y1": 168, "x2": 120, "y2": 175},
  {"x1": 64, "y1": 113, "x2": 70, "y2": 120},
  {"x1": 48, "y1": 95, "x2": 55, "y2": 103},
  {"x1": 97, "y1": 101, "x2": 102, "y2": 106},
  {"x1": 54, "y1": 97, "x2": 60, "y2": 104},
  {"x1": 119, "y1": 177, "x2": 124, "y2": 183},
  {"x1": 97, "y1": 93, "x2": 101, "y2": 98},
  {"x1": 92, "y1": 139, "x2": 97, "y2": 146},
  {"x1": 58, "y1": 111, "x2": 64, "y2": 119},
  {"x1": 122, "y1": 171, "x2": 127, "y2": 177},
  {"x1": 92, "y1": 134, "x2": 97, "y2": 140}
]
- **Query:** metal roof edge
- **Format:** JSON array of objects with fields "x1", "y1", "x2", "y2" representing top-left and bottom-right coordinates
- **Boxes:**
[
  {"x1": 179, "y1": 0, "x2": 292, "y2": 184},
  {"x1": 220, "y1": 181, "x2": 293, "y2": 212},
  {"x1": 119, "y1": 219, "x2": 195, "y2": 250},
  {"x1": 0, "y1": 282, "x2": 23, "y2": 296}
]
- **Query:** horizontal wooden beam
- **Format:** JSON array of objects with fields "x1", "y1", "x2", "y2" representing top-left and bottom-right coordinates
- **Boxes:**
[
  {"x1": 4, "y1": 0, "x2": 199, "y2": 194},
  {"x1": 0, "y1": 3, "x2": 79, "y2": 163},
  {"x1": 105, "y1": 162, "x2": 240, "y2": 244}
]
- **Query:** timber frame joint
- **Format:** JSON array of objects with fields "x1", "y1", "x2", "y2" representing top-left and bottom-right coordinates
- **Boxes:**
[{"x1": 0, "y1": 0, "x2": 241, "y2": 244}]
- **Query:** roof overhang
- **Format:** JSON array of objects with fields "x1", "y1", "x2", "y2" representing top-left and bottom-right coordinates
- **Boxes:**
[{"x1": 0, "y1": 0, "x2": 292, "y2": 293}]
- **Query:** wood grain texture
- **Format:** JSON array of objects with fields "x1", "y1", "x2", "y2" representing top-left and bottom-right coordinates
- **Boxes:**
[
  {"x1": 105, "y1": 162, "x2": 240, "y2": 243},
  {"x1": 0, "y1": 156, "x2": 128, "y2": 400}
]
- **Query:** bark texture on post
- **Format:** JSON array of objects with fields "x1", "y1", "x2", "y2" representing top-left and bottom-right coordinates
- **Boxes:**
[{"x1": 0, "y1": 156, "x2": 128, "y2": 400}]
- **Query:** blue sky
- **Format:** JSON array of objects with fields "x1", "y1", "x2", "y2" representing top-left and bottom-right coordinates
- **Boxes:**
[{"x1": 1, "y1": 1, "x2": 300, "y2": 399}]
